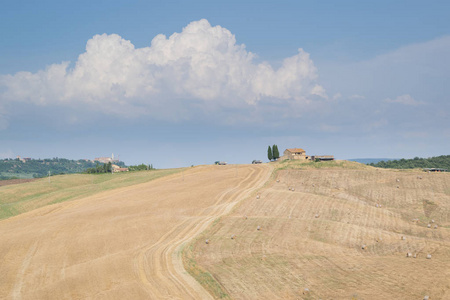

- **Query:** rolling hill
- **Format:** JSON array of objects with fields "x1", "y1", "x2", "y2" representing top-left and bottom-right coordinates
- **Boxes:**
[{"x1": 0, "y1": 161, "x2": 448, "y2": 299}]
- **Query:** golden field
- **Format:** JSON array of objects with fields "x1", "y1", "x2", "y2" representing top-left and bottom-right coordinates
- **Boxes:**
[{"x1": 1, "y1": 161, "x2": 449, "y2": 299}]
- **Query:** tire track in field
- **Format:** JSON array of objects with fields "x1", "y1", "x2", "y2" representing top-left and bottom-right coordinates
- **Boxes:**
[
  {"x1": 133, "y1": 164, "x2": 271, "y2": 299},
  {"x1": 165, "y1": 165, "x2": 271, "y2": 299},
  {"x1": 11, "y1": 241, "x2": 38, "y2": 300}
]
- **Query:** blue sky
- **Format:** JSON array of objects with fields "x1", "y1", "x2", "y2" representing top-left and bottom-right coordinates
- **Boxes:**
[{"x1": 1, "y1": 0, "x2": 449, "y2": 167}]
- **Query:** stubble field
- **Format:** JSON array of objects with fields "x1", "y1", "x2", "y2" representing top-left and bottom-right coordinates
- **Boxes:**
[
  {"x1": 187, "y1": 161, "x2": 450, "y2": 299},
  {"x1": 1, "y1": 161, "x2": 449, "y2": 299},
  {"x1": 0, "y1": 164, "x2": 271, "y2": 299}
]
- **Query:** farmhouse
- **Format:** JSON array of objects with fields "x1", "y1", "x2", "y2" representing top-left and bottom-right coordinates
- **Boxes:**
[
  {"x1": 283, "y1": 148, "x2": 334, "y2": 162},
  {"x1": 112, "y1": 164, "x2": 129, "y2": 172},
  {"x1": 283, "y1": 148, "x2": 310, "y2": 160}
]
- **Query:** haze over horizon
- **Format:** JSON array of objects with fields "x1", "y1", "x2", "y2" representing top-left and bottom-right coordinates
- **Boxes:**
[{"x1": 1, "y1": 1, "x2": 449, "y2": 168}]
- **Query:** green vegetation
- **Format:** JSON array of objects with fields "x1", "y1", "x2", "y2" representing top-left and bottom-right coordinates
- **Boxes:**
[
  {"x1": 0, "y1": 158, "x2": 126, "y2": 179},
  {"x1": 368, "y1": 155, "x2": 450, "y2": 170},
  {"x1": 267, "y1": 146, "x2": 273, "y2": 161},
  {"x1": 183, "y1": 243, "x2": 230, "y2": 299},
  {"x1": 128, "y1": 163, "x2": 155, "y2": 171},
  {"x1": 85, "y1": 162, "x2": 112, "y2": 174},
  {"x1": 277, "y1": 159, "x2": 367, "y2": 171},
  {"x1": 0, "y1": 168, "x2": 183, "y2": 220},
  {"x1": 272, "y1": 144, "x2": 280, "y2": 160},
  {"x1": 267, "y1": 144, "x2": 280, "y2": 161}
]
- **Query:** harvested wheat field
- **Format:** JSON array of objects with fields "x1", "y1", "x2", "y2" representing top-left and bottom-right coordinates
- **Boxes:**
[
  {"x1": 1, "y1": 161, "x2": 449, "y2": 300},
  {"x1": 188, "y1": 161, "x2": 450, "y2": 299},
  {"x1": 0, "y1": 164, "x2": 271, "y2": 299}
]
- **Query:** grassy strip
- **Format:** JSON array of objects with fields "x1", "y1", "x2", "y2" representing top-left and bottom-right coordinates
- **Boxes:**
[
  {"x1": 181, "y1": 165, "x2": 274, "y2": 299},
  {"x1": 277, "y1": 159, "x2": 369, "y2": 170},
  {"x1": 0, "y1": 168, "x2": 183, "y2": 220},
  {"x1": 182, "y1": 240, "x2": 230, "y2": 299}
]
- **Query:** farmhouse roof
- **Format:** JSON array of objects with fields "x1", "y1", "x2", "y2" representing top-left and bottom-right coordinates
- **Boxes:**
[{"x1": 286, "y1": 148, "x2": 305, "y2": 153}]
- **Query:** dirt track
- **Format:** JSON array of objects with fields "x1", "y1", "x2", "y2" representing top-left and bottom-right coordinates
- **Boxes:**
[{"x1": 0, "y1": 164, "x2": 271, "y2": 299}]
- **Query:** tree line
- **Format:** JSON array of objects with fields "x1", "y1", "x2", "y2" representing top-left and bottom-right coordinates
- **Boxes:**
[
  {"x1": 368, "y1": 155, "x2": 450, "y2": 170},
  {"x1": 85, "y1": 162, "x2": 113, "y2": 174},
  {"x1": 128, "y1": 164, "x2": 154, "y2": 171},
  {"x1": 0, "y1": 158, "x2": 130, "y2": 179},
  {"x1": 0, "y1": 158, "x2": 102, "y2": 179},
  {"x1": 267, "y1": 145, "x2": 280, "y2": 161}
]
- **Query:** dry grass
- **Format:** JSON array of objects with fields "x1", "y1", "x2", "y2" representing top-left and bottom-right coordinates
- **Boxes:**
[
  {"x1": 188, "y1": 161, "x2": 450, "y2": 299},
  {"x1": 0, "y1": 168, "x2": 183, "y2": 220},
  {"x1": 0, "y1": 164, "x2": 271, "y2": 299},
  {"x1": 2, "y1": 160, "x2": 449, "y2": 299}
]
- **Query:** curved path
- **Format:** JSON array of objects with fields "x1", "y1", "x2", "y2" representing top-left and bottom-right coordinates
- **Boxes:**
[{"x1": 0, "y1": 164, "x2": 271, "y2": 299}]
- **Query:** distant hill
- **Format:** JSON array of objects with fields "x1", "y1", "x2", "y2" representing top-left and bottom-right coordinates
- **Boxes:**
[
  {"x1": 366, "y1": 155, "x2": 450, "y2": 170},
  {"x1": 0, "y1": 158, "x2": 126, "y2": 180},
  {"x1": 347, "y1": 158, "x2": 398, "y2": 164}
]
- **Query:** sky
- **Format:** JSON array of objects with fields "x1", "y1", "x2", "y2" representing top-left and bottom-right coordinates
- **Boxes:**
[{"x1": 1, "y1": 0, "x2": 449, "y2": 168}]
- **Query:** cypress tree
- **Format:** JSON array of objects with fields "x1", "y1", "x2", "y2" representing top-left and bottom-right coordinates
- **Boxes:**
[
  {"x1": 273, "y1": 145, "x2": 279, "y2": 160},
  {"x1": 268, "y1": 145, "x2": 273, "y2": 161}
]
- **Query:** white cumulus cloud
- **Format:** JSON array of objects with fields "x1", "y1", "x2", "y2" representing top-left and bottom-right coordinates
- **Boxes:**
[{"x1": 0, "y1": 19, "x2": 325, "y2": 121}]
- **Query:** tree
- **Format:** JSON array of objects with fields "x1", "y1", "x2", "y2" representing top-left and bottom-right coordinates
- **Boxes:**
[
  {"x1": 273, "y1": 145, "x2": 280, "y2": 160},
  {"x1": 267, "y1": 145, "x2": 273, "y2": 161}
]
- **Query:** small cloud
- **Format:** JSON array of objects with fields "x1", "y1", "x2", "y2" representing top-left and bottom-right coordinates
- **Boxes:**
[
  {"x1": 349, "y1": 94, "x2": 365, "y2": 100},
  {"x1": 311, "y1": 84, "x2": 328, "y2": 99},
  {"x1": 384, "y1": 94, "x2": 425, "y2": 106},
  {"x1": 332, "y1": 92, "x2": 342, "y2": 100}
]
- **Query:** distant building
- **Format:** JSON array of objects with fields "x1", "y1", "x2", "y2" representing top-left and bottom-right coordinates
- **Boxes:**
[
  {"x1": 282, "y1": 148, "x2": 334, "y2": 162},
  {"x1": 16, "y1": 155, "x2": 29, "y2": 163},
  {"x1": 112, "y1": 164, "x2": 129, "y2": 172},
  {"x1": 283, "y1": 148, "x2": 310, "y2": 160},
  {"x1": 94, "y1": 153, "x2": 119, "y2": 164}
]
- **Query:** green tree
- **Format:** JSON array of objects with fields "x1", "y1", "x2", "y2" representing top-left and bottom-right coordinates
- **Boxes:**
[
  {"x1": 273, "y1": 145, "x2": 280, "y2": 160},
  {"x1": 267, "y1": 145, "x2": 273, "y2": 161}
]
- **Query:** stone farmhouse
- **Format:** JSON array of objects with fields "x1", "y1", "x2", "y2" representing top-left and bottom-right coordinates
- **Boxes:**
[
  {"x1": 283, "y1": 148, "x2": 334, "y2": 161},
  {"x1": 112, "y1": 164, "x2": 129, "y2": 173},
  {"x1": 283, "y1": 148, "x2": 310, "y2": 160}
]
